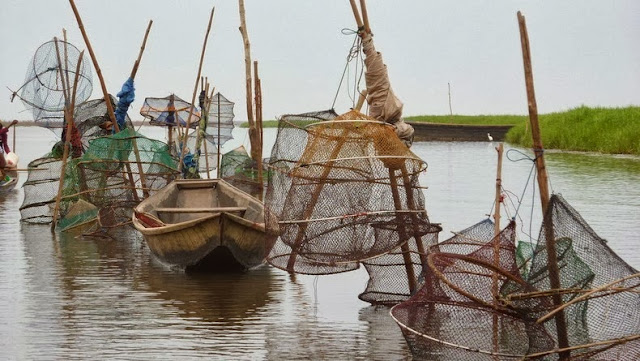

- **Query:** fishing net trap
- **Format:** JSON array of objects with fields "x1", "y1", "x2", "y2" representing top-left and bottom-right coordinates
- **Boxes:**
[
  {"x1": 265, "y1": 110, "x2": 439, "y2": 289},
  {"x1": 391, "y1": 195, "x2": 640, "y2": 360},
  {"x1": 12, "y1": 39, "x2": 93, "y2": 133},
  {"x1": 21, "y1": 120, "x2": 178, "y2": 233}
]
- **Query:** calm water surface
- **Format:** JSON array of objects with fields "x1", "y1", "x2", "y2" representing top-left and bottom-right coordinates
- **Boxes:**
[{"x1": 1, "y1": 126, "x2": 639, "y2": 360}]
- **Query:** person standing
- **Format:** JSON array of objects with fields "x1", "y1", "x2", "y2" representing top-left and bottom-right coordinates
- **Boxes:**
[{"x1": 0, "y1": 119, "x2": 19, "y2": 181}]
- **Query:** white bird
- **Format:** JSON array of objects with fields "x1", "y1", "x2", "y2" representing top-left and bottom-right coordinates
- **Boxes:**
[{"x1": 487, "y1": 133, "x2": 493, "y2": 141}]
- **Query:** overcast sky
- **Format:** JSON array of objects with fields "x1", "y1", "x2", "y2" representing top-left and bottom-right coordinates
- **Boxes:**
[{"x1": 1, "y1": 0, "x2": 638, "y2": 122}]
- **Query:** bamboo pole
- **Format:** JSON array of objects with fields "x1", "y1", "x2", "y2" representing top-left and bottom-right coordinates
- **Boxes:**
[
  {"x1": 68, "y1": 0, "x2": 118, "y2": 129},
  {"x1": 448, "y1": 82, "x2": 453, "y2": 121},
  {"x1": 178, "y1": 6, "x2": 215, "y2": 173},
  {"x1": 130, "y1": 20, "x2": 153, "y2": 79},
  {"x1": 62, "y1": 30, "x2": 72, "y2": 103},
  {"x1": 238, "y1": 0, "x2": 261, "y2": 169},
  {"x1": 201, "y1": 82, "x2": 211, "y2": 178},
  {"x1": 12, "y1": 123, "x2": 16, "y2": 154},
  {"x1": 204, "y1": 86, "x2": 215, "y2": 179},
  {"x1": 389, "y1": 168, "x2": 417, "y2": 293},
  {"x1": 68, "y1": 0, "x2": 145, "y2": 203},
  {"x1": 517, "y1": 11, "x2": 569, "y2": 359},
  {"x1": 399, "y1": 164, "x2": 428, "y2": 267},
  {"x1": 127, "y1": 20, "x2": 156, "y2": 199},
  {"x1": 53, "y1": 38, "x2": 70, "y2": 110},
  {"x1": 492, "y1": 142, "x2": 504, "y2": 357},
  {"x1": 359, "y1": 0, "x2": 371, "y2": 34},
  {"x1": 493, "y1": 143, "x2": 503, "y2": 241},
  {"x1": 216, "y1": 92, "x2": 222, "y2": 178},
  {"x1": 51, "y1": 51, "x2": 84, "y2": 231},
  {"x1": 253, "y1": 60, "x2": 264, "y2": 200},
  {"x1": 348, "y1": 0, "x2": 364, "y2": 29},
  {"x1": 355, "y1": 89, "x2": 368, "y2": 112}
]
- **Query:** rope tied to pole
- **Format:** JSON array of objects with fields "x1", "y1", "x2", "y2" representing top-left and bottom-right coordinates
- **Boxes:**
[{"x1": 331, "y1": 29, "x2": 365, "y2": 110}]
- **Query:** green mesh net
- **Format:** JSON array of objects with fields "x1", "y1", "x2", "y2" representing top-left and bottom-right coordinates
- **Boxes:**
[{"x1": 21, "y1": 128, "x2": 179, "y2": 232}]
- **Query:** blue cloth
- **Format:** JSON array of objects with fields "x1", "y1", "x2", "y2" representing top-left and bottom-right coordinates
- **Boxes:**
[{"x1": 114, "y1": 78, "x2": 135, "y2": 133}]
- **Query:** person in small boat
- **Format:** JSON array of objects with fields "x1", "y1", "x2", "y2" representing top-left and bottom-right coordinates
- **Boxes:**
[{"x1": 0, "y1": 119, "x2": 18, "y2": 182}]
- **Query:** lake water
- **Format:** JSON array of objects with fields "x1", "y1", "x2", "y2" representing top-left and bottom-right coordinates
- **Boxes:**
[{"x1": 1, "y1": 126, "x2": 639, "y2": 360}]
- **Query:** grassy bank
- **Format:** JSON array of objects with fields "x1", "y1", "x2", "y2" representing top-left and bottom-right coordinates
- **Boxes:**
[
  {"x1": 405, "y1": 114, "x2": 527, "y2": 125},
  {"x1": 506, "y1": 106, "x2": 640, "y2": 155},
  {"x1": 240, "y1": 106, "x2": 640, "y2": 155},
  {"x1": 245, "y1": 115, "x2": 526, "y2": 128}
]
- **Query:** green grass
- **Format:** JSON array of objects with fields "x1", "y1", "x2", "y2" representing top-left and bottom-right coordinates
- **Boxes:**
[{"x1": 506, "y1": 106, "x2": 640, "y2": 155}]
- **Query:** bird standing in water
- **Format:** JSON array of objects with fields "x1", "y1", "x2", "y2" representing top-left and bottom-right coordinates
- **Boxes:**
[{"x1": 487, "y1": 133, "x2": 493, "y2": 141}]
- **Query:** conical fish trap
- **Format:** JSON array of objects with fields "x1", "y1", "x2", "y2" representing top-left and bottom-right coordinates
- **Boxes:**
[{"x1": 265, "y1": 110, "x2": 433, "y2": 274}]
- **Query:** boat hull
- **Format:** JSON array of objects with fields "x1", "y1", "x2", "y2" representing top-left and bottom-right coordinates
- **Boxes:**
[
  {"x1": 132, "y1": 179, "x2": 275, "y2": 271},
  {"x1": 0, "y1": 170, "x2": 18, "y2": 194}
]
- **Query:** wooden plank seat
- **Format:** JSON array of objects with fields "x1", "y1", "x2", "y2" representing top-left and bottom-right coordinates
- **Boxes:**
[{"x1": 155, "y1": 207, "x2": 247, "y2": 213}]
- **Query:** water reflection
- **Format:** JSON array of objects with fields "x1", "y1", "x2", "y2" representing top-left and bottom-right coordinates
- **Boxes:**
[{"x1": 2, "y1": 128, "x2": 639, "y2": 359}]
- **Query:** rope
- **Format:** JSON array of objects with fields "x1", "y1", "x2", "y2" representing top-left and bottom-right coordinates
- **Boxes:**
[
  {"x1": 506, "y1": 149, "x2": 540, "y2": 246},
  {"x1": 331, "y1": 29, "x2": 364, "y2": 110}
]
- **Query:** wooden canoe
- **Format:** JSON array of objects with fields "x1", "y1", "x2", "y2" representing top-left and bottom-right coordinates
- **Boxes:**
[
  {"x1": 132, "y1": 179, "x2": 276, "y2": 271},
  {"x1": 0, "y1": 169, "x2": 18, "y2": 195}
]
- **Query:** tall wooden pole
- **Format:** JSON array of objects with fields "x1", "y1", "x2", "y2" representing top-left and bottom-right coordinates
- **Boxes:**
[
  {"x1": 127, "y1": 20, "x2": 154, "y2": 198},
  {"x1": 51, "y1": 52, "x2": 84, "y2": 231},
  {"x1": 68, "y1": 0, "x2": 118, "y2": 130},
  {"x1": 359, "y1": 0, "x2": 371, "y2": 34},
  {"x1": 517, "y1": 11, "x2": 569, "y2": 359},
  {"x1": 216, "y1": 92, "x2": 222, "y2": 179},
  {"x1": 493, "y1": 143, "x2": 503, "y2": 239},
  {"x1": 203, "y1": 86, "x2": 214, "y2": 180},
  {"x1": 348, "y1": 0, "x2": 364, "y2": 29},
  {"x1": 491, "y1": 142, "x2": 504, "y2": 355},
  {"x1": 448, "y1": 82, "x2": 453, "y2": 120},
  {"x1": 253, "y1": 60, "x2": 264, "y2": 200},
  {"x1": 238, "y1": 0, "x2": 261, "y2": 169},
  {"x1": 178, "y1": 6, "x2": 215, "y2": 173},
  {"x1": 389, "y1": 168, "x2": 417, "y2": 294},
  {"x1": 130, "y1": 20, "x2": 153, "y2": 79},
  {"x1": 62, "y1": 30, "x2": 72, "y2": 102}
]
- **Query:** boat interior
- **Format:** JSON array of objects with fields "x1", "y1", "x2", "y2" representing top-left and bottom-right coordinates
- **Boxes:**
[{"x1": 138, "y1": 179, "x2": 264, "y2": 225}]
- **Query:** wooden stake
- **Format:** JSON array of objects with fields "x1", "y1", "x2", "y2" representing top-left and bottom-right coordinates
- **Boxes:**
[
  {"x1": 216, "y1": 92, "x2": 222, "y2": 179},
  {"x1": 491, "y1": 142, "x2": 504, "y2": 356},
  {"x1": 62, "y1": 30, "x2": 72, "y2": 102},
  {"x1": 448, "y1": 82, "x2": 453, "y2": 121},
  {"x1": 68, "y1": 0, "x2": 118, "y2": 130},
  {"x1": 355, "y1": 88, "x2": 368, "y2": 111},
  {"x1": 130, "y1": 20, "x2": 153, "y2": 79},
  {"x1": 389, "y1": 168, "x2": 417, "y2": 293},
  {"x1": 517, "y1": 11, "x2": 569, "y2": 359},
  {"x1": 178, "y1": 6, "x2": 215, "y2": 173},
  {"x1": 12, "y1": 123, "x2": 16, "y2": 154},
  {"x1": 238, "y1": 0, "x2": 261, "y2": 170},
  {"x1": 399, "y1": 164, "x2": 428, "y2": 268},
  {"x1": 493, "y1": 143, "x2": 503, "y2": 240},
  {"x1": 53, "y1": 38, "x2": 70, "y2": 109},
  {"x1": 253, "y1": 60, "x2": 264, "y2": 200},
  {"x1": 203, "y1": 86, "x2": 214, "y2": 180},
  {"x1": 51, "y1": 51, "x2": 84, "y2": 231},
  {"x1": 126, "y1": 20, "x2": 154, "y2": 198}
]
